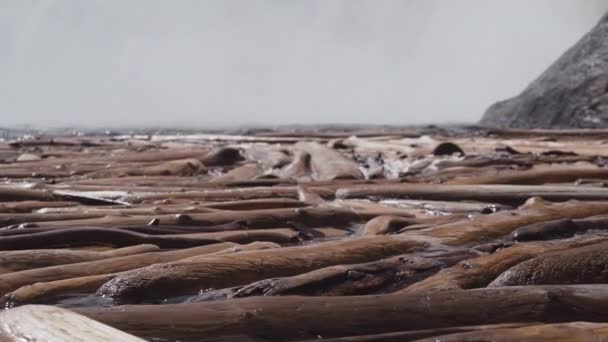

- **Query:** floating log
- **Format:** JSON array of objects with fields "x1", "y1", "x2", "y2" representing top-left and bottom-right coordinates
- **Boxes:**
[
  {"x1": 3, "y1": 242, "x2": 279, "y2": 306},
  {"x1": 0, "y1": 242, "x2": 245, "y2": 298},
  {"x1": 96, "y1": 236, "x2": 425, "y2": 303},
  {"x1": 336, "y1": 184, "x2": 608, "y2": 205},
  {"x1": 0, "y1": 227, "x2": 222, "y2": 250},
  {"x1": 0, "y1": 186, "x2": 57, "y2": 202},
  {"x1": 189, "y1": 254, "x2": 448, "y2": 301},
  {"x1": 489, "y1": 241, "x2": 608, "y2": 287},
  {"x1": 0, "y1": 244, "x2": 159, "y2": 274},
  {"x1": 77, "y1": 285, "x2": 608, "y2": 341},
  {"x1": 401, "y1": 235, "x2": 608, "y2": 293},
  {"x1": 0, "y1": 201, "x2": 78, "y2": 213},
  {"x1": 414, "y1": 322, "x2": 608, "y2": 342},
  {"x1": 410, "y1": 198, "x2": 608, "y2": 245},
  {"x1": 31, "y1": 207, "x2": 364, "y2": 229},
  {"x1": 298, "y1": 323, "x2": 537, "y2": 342}
]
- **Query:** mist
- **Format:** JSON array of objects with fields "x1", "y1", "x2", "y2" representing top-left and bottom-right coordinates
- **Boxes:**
[{"x1": 1, "y1": 0, "x2": 608, "y2": 128}]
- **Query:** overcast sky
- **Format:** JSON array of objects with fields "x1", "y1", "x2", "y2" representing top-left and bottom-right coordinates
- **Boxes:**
[{"x1": 1, "y1": 0, "x2": 607, "y2": 128}]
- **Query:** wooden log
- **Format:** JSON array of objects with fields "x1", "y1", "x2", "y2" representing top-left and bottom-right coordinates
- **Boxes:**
[
  {"x1": 31, "y1": 207, "x2": 363, "y2": 229},
  {"x1": 189, "y1": 254, "x2": 447, "y2": 301},
  {"x1": 298, "y1": 323, "x2": 538, "y2": 342},
  {"x1": 510, "y1": 219, "x2": 579, "y2": 241},
  {"x1": 0, "y1": 228, "x2": 222, "y2": 250},
  {"x1": 0, "y1": 305, "x2": 145, "y2": 341},
  {"x1": 163, "y1": 228, "x2": 347, "y2": 245},
  {"x1": 409, "y1": 198, "x2": 608, "y2": 245},
  {"x1": 0, "y1": 244, "x2": 159, "y2": 274},
  {"x1": 413, "y1": 322, "x2": 608, "y2": 342},
  {"x1": 447, "y1": 166, "x2": 608, "y2": 185},
  {"x1": 76, "y1": 285, "x2": 608, "y2": 341},
  {"x1": 128, "y1": 185, "x2": 335, "y2": 203},
  {"x1": 489, "y1": 241, "x2": 608, "y2": 287},
  {"x1": 0, "y1": 242, "x2": 245, "y2": 298},
  {"x1": 0, "y1": 186, "x2": 57, "y2": 201},
  {"x1": 336, "y1": 184, "x2": 608, "y2": 205},
  {"x1": 0, "y1": 212, "x2": 105, "y2": 227},
  {"x1": 3, "y1": 242, "x2": 280, "y2": 306},
  {"x1": 0, "y1": 201, "x2": 78, "y2": 213},
  {"x1": 401, "y1": 235, "x2": 608, "y2": 293},
  {"x1": 96, "y1": 236, "x2": 425, "y2": 303}
]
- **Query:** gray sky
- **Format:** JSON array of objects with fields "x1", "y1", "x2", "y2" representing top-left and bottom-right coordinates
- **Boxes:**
[{"x1": 1, "y1": 0, "x2": 607, "y2": 128}]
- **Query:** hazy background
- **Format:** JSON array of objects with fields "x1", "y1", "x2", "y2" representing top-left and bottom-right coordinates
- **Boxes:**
[{"x1": 1, "y1": 0, "x2": 608, "y2": 128}]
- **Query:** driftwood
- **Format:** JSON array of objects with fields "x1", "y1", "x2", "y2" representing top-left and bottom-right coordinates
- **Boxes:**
[
  {"x1": 0, "y1": 242, "x2": 245, "y2": 297},
  {"x1": 0, "y1": 200, "x2": 78, "y2": 213},
  {"x1": 401, "y1": 235, "x2": 608, "y2": 293},
  {"x1": 409, "y1": 198, "x2": 608, "y2": 245},
  {"x1": 3, "y1": 242, "x2": 279, "y2": 306},
  {"x1": 0, "y1": 186, "x2": 57, "y2": 201},
  {"x1": 415, "y1": 322, "x2": 608, "y2": 342},
  {"x1": 0, "y1": 228, "x2": 222, "y2": 250},
  {"x1": 31, "y1": 207, "x2": 363, "y2": 229},
  {"x1": 96, "y1": 236, "x2": 425, "y2": 303},
  {"x1": 76, "y1": 285, "x2": 608, "y2": 341},
  {"x1": 489, "y1": 241, "x2": 608, "y2": 287},
  {"x1": 299, "y1": 323, "x2": 538, "y2": 342},
  {"x1": 336, "y1": 184, "x2": 608, "y2": 205},
  {"x1": 188, "y1": 250, "x2": 476, "y2": 301},
  {"x1": 511, "y1": 215, "x2": 608, "y2": 241},
  {"x1": 0, "y1": 244, "x2": 159, "y2": 274},
  {"x1": 0, "y1": 305, "x2": 145, "y2": 341}
]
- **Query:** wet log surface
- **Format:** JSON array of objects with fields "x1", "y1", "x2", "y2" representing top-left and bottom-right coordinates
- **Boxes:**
[{"x1": 4, "y1": 127, "x2": 608, "y2": 340}]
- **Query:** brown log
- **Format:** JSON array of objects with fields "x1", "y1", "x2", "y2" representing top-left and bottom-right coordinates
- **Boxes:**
[
  {"x1": 76, "y1": 285, "x2": 608, "y2": 341},
  {"x1": 298, "y1": 323, "x2": 538, "y2": 342},
  {"x1": 189, "y1": 254, "x2": 444, "y2": 301},
  {"x1": 3, "y1": 242, "x2": 279, "y2": 306},
  {"x1": 0, "y1": 244, "x2": 159, "y2": 274},
  {"x1": 336, "y1": 184, "x2": 608, "y2": 205},
  {"x1": 31, "y1": 207, "x2": 363, "y2": 229},
  {"x1": 0, "y1": 201, "x2": 78, "y2": 213},
  {"x1": 447, "y1": 166, "x2": 608, "y2": 185},
  {"x1": 409, "y1": 198, "x2": 608, "y2": 245},
  {"x1": 128, "y1": 185, "x2": 335, "y2": 203},
  {"x1": 401, "y1": 235, "x2": 608, "y2": 293},
  {"x1": 0, "y1": 242, "x2": 245, "y2": 298},
  {"x1": 489, "y1": 241, "x2": 608, "y2": 287},
  {"x1": 96, "y1": 235, "x2": 425, "y2": 303},
  {"x1": 413, "y1": 322, "x2": 608, "y2": 342},
  {"x1": 0, "y1": 227, "x2": 222, "y2": 250},
  {"x1": 0, "y1": 186, "x2": 57, "y2": 201},
  {"x1": 0, "y1": 212, "x2": 105, "y2": 227}
]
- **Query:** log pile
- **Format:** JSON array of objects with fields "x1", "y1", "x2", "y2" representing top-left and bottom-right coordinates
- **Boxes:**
[{"x1": 2, "y1": 127, "x2": 608, "y2": 340}]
